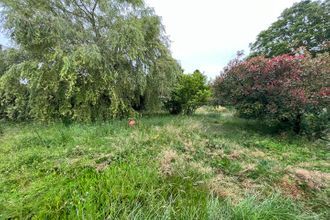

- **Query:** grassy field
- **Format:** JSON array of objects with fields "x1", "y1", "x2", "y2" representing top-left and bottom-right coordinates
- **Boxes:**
[{"x1": 0, "y1": 109, "x2": 329, "y2": 219}]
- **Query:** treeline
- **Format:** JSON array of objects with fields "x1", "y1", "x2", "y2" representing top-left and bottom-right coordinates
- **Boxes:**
[{"x1": 0, "y1": 0, "x2": 329, "y2": 138}]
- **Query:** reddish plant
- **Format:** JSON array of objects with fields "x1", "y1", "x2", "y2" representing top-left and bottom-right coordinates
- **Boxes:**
[{"x1": 213, "y1": 51, "x2": 329, "y2": 135}]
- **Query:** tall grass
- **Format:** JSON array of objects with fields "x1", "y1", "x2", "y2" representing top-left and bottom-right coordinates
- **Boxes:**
[{"x1": 0, "y1": 113, "x2": 328, "y2": 219}]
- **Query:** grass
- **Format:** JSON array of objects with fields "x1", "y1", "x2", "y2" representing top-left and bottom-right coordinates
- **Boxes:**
[{"x1": 0, "y1": 109, "x2": 329, "y2": 219}]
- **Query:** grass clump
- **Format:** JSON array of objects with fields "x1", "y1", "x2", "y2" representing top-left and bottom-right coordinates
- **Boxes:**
[{"x1": 207, "y1": 194, "x2": 317, "y2": 220}]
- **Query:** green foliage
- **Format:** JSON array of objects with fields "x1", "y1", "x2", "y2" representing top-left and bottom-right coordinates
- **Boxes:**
[
  {"x1": 165, "y1": 70, "x2": 211, "y2": 115},
  {"x1": 0, "y1": 48, "x2": 26, "y2": 77},
  {"x1": 302, "y1": 110, "x2": 330, "y2": 140},
  {"x1": 212, "y1": 52, "x2": 329, "y2": 136},
  {"x1": 0, "y1": 62, "x2": 30, "y2": 120},
  {"x1": 250, "y1": 0, "x2": 330, "y2": 57},
  {"x1": 0, "y1": 0, "x2": 181, "y2": 121}
]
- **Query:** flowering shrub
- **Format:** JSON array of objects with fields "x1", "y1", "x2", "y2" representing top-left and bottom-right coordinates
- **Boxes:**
[{"x1": 213, "y1": 52, "x2": 329, "y2": 136}]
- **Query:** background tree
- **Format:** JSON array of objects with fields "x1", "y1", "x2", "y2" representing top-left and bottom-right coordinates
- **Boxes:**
[
  {"x1": 250, "y1": 0, "x2": 330, "y2": 57},
  {"x1": 165, "y1": 70, "x2": 211, "y2": 115},
  {"x1": 0, "y1": 0, "x2": 181, "y2": 121}
]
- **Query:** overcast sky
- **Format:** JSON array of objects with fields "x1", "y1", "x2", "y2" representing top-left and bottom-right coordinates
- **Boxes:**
[
  {"x1": 0, "y1": 0, "x2": 301, "y2": 78},
  {"x1": 145, "y1": 0, "x2": 300, "y2": 78}
]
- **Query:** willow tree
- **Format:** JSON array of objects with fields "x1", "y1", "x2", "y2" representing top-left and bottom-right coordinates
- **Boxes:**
[{"x1": 0, "y1": 0, "x2": 181, "y2": 121}]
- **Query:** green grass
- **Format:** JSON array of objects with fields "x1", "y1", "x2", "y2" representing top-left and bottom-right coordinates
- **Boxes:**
[{"x1": 0, "y1": 111, "x2": 329, "y2": 219}]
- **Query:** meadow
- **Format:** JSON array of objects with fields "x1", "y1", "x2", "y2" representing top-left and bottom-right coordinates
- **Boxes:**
[{"x1": 0, "y1": 108, "x2": 329, "y2": 219}]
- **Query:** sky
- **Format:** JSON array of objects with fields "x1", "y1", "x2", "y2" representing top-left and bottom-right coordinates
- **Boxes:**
[
  {"x1": 0, "y1": 0, "x2": 300, "y2": 78},
  {"x1": 145, "y1": 0, "x2": 300, "y2": 78}
]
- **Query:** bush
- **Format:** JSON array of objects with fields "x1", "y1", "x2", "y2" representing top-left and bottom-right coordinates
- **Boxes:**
[
  {"x1": 302, "y1": 109, "x2": 329, "y2": 140},
  {"x1": 165, "y1": 70, "x2": 211, "y2": 115},
  {"x1": 212, "y1": 51, "x2": 329, "y2": 136}
]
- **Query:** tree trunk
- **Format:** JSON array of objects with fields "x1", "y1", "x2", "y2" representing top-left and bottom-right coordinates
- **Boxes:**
[{"x1": 293, "y1": 113, "x2": 302, "y2": 134}]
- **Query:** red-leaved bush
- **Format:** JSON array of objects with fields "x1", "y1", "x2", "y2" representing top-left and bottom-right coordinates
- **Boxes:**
[{"x1": 213, "y1": 51, "x2": 329, "y2": 136}]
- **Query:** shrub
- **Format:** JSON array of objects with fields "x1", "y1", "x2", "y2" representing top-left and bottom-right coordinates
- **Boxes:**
[
  {"x1": 165, "y1": 70, "x2": 211, "y2": 115},
  {"x1": 212, "y1": 51, "x2": 329, "y2": 136},
  {"x1": 302, "y1": 110, "x2": 329, "y2": 140}
]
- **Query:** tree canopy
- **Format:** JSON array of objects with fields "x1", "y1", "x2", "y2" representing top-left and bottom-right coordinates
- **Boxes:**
[
  {"x1": 250, "y1": 0, "x2": 330, "y2": 57},
  {"x1": 165, "y1": 70, "x2": 211, "y2": 115},
  {"x1": 0, "y1": 0, "x2": 181, "y2": 121}
]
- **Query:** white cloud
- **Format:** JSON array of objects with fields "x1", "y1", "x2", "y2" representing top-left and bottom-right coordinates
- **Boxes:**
[{"x1": 145, "y1": 0, "x2": 300, "y2": 78}]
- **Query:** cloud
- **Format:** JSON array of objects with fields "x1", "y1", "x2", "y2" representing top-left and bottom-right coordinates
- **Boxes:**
[{"x1": 145, "y1": 0, "x2": 300, "y2": 78}]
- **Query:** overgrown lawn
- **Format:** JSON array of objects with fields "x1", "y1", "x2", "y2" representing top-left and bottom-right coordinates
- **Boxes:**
[{"x1": 0, "y1": 111, "x2": 329, "y2": 219}]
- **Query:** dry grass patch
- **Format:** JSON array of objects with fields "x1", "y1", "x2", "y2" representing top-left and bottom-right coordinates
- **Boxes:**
[
  {"x1": 207, "y1": 172, "x2": 244, "y2": 203},
  {"x1": 294, "y1": 161, "x2": 330, "y2": 169},
  {"x1": 94, "y1": 153, "x2": 113, "y2": 172},
  {"x1": 159, "y1": 149, "x2": 181, "y2": 177},
  {"x1": 163, "y1": 124, "x2": 182, "y2": 135},
  {"x1": 204, "y1": 148, "x2": 225, "y2": 158},
  {"x1": 240, "y1": 179, "x2": 263, "y2": 194},
  {"x1": 189, "y1": 162, "x2": 213, "y2": 175},
  {"x1": 159, "y1": 149, "x2": 214, "y2": 178},
  {"x1": 183, "y1": 140, "x2": 196, "y2": 153},
  {"x1": 228, "y1": 149, "x2": 245, "y2": 160},
  {"x1": 288, "y1": 168, "x2": 330, "y2": 191},
  {"x1": 67, "y1": 158, "x2": 82, "y2": 165},
  {"x1": 239, "y1": 163, "x2": 257, "y2": 175},
  {"x1": 95, "y1": 162, "x2": 109, "y2": 172},
  {"x1": 182, "y1": 120, "x2": 203, "y2": 131},
  {"x1": 279, "y1": 175, "x2": 305, "y2": 199},
  {"x1": 207, "y1": 172, "x2": 264, "y2": 204},
  {"x1": 249, "y1": 150, "x2": 267, "y2": 158}
]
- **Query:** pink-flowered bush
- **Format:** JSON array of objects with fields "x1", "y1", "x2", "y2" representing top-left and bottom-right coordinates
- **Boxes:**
[{"x1": 213, "y1": 51, "x2": 329, "y2": 135}]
